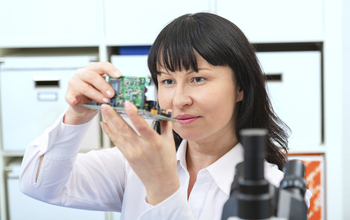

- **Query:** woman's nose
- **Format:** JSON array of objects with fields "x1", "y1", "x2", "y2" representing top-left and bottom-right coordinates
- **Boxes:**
[{"x1": 173, "y1": 86, "x2": 193, "y2": 109}]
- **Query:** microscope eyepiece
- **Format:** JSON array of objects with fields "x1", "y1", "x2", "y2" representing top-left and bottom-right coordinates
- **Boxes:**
[
  {"x1": 280, "y1": 160, "x2": 307, "y2": 198},
  {"x1": 237, "y1": 129, "x2": 273, "y2": 219}
]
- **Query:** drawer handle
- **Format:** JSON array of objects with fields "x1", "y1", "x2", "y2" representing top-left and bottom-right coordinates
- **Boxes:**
[
  {"x1": 33, "y1": 76, "x2": 60, "y2": 88},
  {"x1": 37, "y1": 92, "x2": 58, "y2": 101},
  {"x1": 264, "y1": 73, "x2": 282, "y2": 82}
]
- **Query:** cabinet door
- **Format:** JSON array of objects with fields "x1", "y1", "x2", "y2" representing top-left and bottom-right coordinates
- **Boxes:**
[
  {"x1": 257, "y1": 51, "x2": 321, "y2": 150},
  {"x1": 104, "y1": 0, "x2": 211, "y2": 45},
  {"x1": 217, "y1": 0, "x2": 324, "y2": 42},
  {"x1": 0, "y1": 0, "x2": 99, "y2": 46}
]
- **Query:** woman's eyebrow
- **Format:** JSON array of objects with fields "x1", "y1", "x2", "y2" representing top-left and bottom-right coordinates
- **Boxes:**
[
  {"x1": 158, "y1": 68, "x2": 211, "y2": 76},
  {"x1": 186, "y1": 68, "x2": 210, "y2": 75},
  {"x1": 185, "y1": 70, "x2": 196, "y2": 75},
  {"x1": 158, "y1": 71, "x2": 171, "y2": 76}
]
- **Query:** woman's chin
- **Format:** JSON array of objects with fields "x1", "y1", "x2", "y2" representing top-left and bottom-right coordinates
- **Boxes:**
[{"x1": 175, "y1": 131, "x2": 203, "y2": 142}]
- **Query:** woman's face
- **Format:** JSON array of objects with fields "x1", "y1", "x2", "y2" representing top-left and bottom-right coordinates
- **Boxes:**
[{"x1": 157, "y1": 52, "x2": 243, "y2": 144}]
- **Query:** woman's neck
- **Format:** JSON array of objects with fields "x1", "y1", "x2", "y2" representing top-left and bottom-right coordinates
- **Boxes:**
[
  {"x1": 186, "y1": 134, "x2": 239, "y2": 174},
  {"x1": 185, "y1": 134, "x2": 238, "y2": 199}
]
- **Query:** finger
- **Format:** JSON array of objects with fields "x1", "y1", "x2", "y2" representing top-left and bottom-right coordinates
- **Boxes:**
[
  {"x1": 68, "y1": 76, "x2": 111, "y2": 104},
  {"x1": 101, "y1": 104, "x2": 136, "y2": 137},
  {"x1": 160, "y1": 120, "x2": 174, "y2": 139},
  {"x1": 100, "y1": 121, "x2": 133, "y2": 158},
  {"x1": 101, "y1": 112, "x2": 149, "y2": 164},
  {"x1": 100, "y1": 105, "x2": 137, "y2": 153},
  {"x1": 100, "y1": 122, "x2": 123, "y2": 149},
  {"x1": 65, "y1": 87, "x2": 79, "y2": 106},
  {"x1": 124, "y1": 101, "x2": 157, "y2": 141},
  {"x1": 76, "y1": 69, "x2": 116, "y2": 99},
  {"x1": 85, "y1": 62, "x2": 122, "y2": 78}
]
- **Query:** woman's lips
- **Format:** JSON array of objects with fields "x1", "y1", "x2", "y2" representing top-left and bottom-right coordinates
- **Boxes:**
[{"x1": 175, "y1": 114, "x2": 200, "y2": 125}]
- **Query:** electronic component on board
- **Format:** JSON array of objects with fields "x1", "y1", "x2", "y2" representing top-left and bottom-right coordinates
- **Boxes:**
[{"x1": 80, "y1": 75, "x2": 177, "y2": 122}]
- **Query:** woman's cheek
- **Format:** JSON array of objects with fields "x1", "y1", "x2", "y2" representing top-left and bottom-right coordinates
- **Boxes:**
[
  {"x1": 158, "y1": 89, "x2": 172, "y2": 110},
  {"x1": 157, "y1": 92, "x2": 167, "y2": 109}
]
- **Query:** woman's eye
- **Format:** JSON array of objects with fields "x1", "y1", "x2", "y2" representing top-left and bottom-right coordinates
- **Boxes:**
[
  {"x1": 192, "y1": 77, "x2": 205, "y2": 84},
  {"x1": 162, "y1": 79, "x2": 174, "y2": 86}
]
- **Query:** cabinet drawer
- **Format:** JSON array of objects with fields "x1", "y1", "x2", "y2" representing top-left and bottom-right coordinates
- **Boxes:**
[
  {"x1": 0, "y1": 56, "x2": 101, "y2": 152},
  {"x1": 257, "y1": 51, "x2": 322, "y2": 149}
]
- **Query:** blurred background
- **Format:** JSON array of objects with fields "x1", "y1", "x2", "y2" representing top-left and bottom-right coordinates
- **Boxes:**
[{"x1": 0, "y1": 0, "x2": 349, "y2": 219}]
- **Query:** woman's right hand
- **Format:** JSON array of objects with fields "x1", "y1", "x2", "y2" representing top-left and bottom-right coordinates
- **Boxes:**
[{"x1": 64, "y1": 62, "x2": 122, "y2": 125}]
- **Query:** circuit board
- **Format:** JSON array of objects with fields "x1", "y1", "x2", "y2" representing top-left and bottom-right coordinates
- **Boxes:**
[
  {"x1": 81, "y1": 76, "x2": 177, "y2": 122},
  {"x1": 106, "y1": 75, "x2": 147, "y2": 108},
  {"x1": 80, "y1": 105, "x2": 178, "y2": 122}
]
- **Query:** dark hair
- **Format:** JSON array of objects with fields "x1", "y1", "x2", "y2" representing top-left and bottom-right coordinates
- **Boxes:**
[{"x1": 147, "y1": 12, "x2": 290, "y2": 170}]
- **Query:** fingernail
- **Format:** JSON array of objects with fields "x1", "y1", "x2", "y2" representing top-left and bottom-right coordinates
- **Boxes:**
[
  {"x1": 124, "y1": 100, "x2": 135, "y2": 111},
  {"x1": 100, "y1": 104, "x2": 108, "y2": 114},
  {"x1": 106, "y1": 90, "x2": 114, "y2": 98},
  {"x1": 124, "y1": 100, "x2": 130, "y2": 109},
  {"x1": 114, "y1": 70, "x2": 121, "y2": 78},
  {"x1": 71, "y1": 98, "x2": 76, "y2": 105},
  {"x1": 102, "y1": 98, "x2": 109, "y2": 103}
]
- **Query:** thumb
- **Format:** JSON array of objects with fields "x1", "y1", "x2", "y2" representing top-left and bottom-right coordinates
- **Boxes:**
[{"x1": 160, "y1": 120, "x2": 174, "y2": 140}]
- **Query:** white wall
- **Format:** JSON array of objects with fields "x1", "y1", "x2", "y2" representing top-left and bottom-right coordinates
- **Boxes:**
[{"x1": 342, "y1": 0, "x2": 350, "y2": 218}]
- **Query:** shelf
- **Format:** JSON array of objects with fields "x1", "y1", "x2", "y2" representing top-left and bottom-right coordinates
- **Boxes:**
[
  {"x1": 1, "y1": 151, "x2": 25, "y2": 157},
  {"x1": 288, "y1": 147, "x2": 326, "y2": 155}
]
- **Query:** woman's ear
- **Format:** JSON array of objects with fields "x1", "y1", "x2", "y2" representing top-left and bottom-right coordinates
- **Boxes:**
[{"x1": 236, "y1": 89, "x2": 244, "y2": 102}]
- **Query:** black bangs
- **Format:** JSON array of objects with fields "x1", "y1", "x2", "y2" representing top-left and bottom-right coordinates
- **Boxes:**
[
  {"x1": 148, "y1": 14, "x2": 199, "y2": 77},
  {"x1": 148, "y1": 13, "x2": 238, "y2": 88}
]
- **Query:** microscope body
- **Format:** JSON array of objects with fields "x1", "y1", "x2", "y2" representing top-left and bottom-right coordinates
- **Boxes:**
[{"x1": 221, "y1": 129, "x2": 308, "y2": 220}]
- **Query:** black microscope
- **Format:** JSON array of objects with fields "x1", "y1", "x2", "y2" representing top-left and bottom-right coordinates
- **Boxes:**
[{"x1": 221, "y1": 129, "x2": 308, "y2": 220}]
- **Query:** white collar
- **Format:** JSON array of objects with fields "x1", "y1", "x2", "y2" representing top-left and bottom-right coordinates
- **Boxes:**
[{"x1": 176, "y1": 140, "x2": 244, "y2": 196}]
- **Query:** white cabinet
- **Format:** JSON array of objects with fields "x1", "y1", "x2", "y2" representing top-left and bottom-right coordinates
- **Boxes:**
[
  {"x1": 104, "y1": 0, "x2": 212, "y2": 45},
  {"x1": 6, "y1": 160, "x2": 106, "y2": 220},
  {"x1": 256, "y1": 51, "x2": 322, "y2": 150},
  {"x1": 0, "y1": 55, "x2": 101, "y2": 152},
  {"x1": 0, "y1": 0, "x2": 100, "y2": 47},
  {"x1": 217, "y1": 0, "x2": 324, "y2": 43}
]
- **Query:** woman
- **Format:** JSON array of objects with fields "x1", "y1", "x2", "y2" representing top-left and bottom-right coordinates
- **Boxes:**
[{"x1": 20, "y1": 13, "x2": 303, "y2": 220}]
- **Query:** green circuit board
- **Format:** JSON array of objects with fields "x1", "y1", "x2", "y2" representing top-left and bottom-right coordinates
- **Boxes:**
[
  {"x1": 81, "y1": 75, "x2": 177, "y2": 122},
  {"x1": 106, "y1": 75, "x2": 148, "y2": 108},
  {"x1": 80, "y1": 105, "x2": 178, "y2": 122}
]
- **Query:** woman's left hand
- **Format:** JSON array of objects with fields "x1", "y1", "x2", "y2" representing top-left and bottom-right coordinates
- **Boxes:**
[{"x1": 100, "y1": 102, "x2": 180, "y2": 205}]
